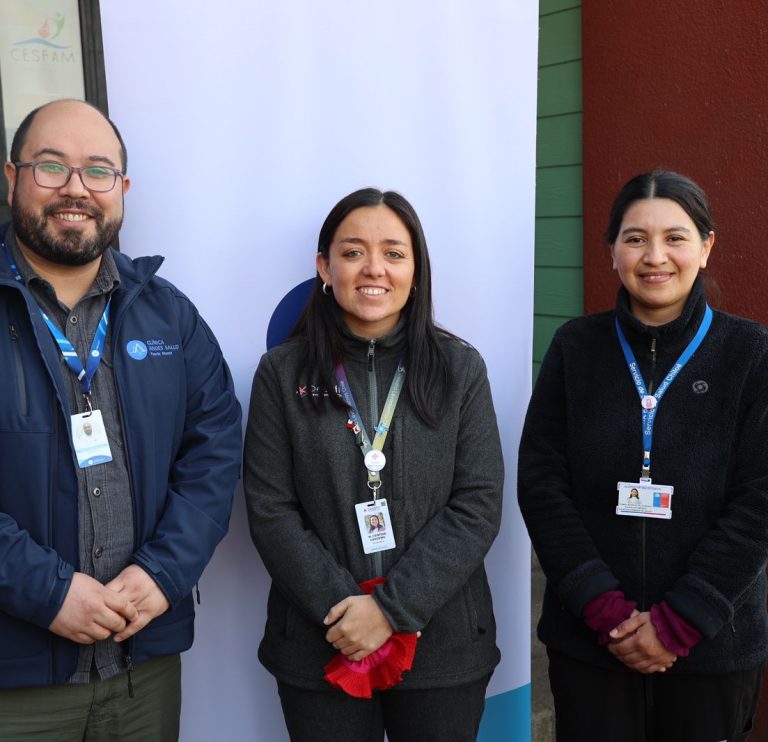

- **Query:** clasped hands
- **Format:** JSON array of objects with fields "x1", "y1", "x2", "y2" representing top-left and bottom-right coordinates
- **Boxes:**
[
  {"x1": 606, "y1": 609, "x2": 677, "y2": 674},
  {"x1": 49, "y1": 565, "x2": 169, "y2": 645},
  {"x1": 323, "y1": 595, "x2": 395, "y2": 662}
]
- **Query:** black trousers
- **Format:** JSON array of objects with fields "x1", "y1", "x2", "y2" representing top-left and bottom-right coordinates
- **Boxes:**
[
  {"x1": 548, "y1": 648, "x2": 763, "y2": 742},
  {"x1": 277, "y1": 675, "x2": 490, "y2": 742}
]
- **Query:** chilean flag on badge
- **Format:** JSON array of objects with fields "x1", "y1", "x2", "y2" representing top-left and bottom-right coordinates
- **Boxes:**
[{"x1": 653, "y1": 492, "x2": 671, "y2": 508}]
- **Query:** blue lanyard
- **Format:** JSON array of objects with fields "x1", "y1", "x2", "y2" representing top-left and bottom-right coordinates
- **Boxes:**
[
  {"x1": 615, "y1": 305, "x2": 713, "y2": 478},
  {"x1": 2, "y1": 241, "x2": 110, "y2": 406},
  {"x1": 2, "y1": 241, "x2": 22, "y2": 282},
  {"x1": 335, "y1": 359, "x2": 406, "y2": 489}
]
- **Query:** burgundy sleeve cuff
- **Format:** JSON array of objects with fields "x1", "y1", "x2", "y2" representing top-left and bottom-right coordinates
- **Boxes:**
[
  {"x1": 582, "y1": 590, "x2": 637, "y2": 645},
  {"x1": 650, "y1": 601, "x2": 703, "y2": 657}
]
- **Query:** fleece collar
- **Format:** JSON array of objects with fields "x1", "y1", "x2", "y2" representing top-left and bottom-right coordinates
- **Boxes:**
[{"x1": 616, "y1": 274, "x2": 708, "y2": 345}]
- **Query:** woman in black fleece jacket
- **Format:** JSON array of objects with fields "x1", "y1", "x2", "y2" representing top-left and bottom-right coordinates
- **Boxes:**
[{"x1": 519, "y1": 171, "x2": 768, "y2": 742}]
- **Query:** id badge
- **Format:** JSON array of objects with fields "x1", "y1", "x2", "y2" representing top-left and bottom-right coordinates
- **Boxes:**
[
  {"x1": 355, "y1": 499, "x2": 396, "y2": 554},
  {"x1": 616, "y1": 481, "x2": 673, "y2": 520},
  {"x1": 71, "y1": 410, "x2": 113, "y2": 468}
]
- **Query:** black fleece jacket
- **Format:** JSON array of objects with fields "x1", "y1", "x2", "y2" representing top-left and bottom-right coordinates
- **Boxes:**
[{"x1": 519, "y1": 278, "x2": 768, "y2": 673}]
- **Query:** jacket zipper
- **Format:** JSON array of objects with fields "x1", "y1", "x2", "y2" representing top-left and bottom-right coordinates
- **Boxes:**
[
  {"x1": 367, "y1": 340, "x2": 383, "y2": 577},
  {"x1": 9, "y1": 323, "x2": 28, "y2": 416},
  {"x1": 110, "y1": 267, "x2": 164, "y2": 551},
  {"x1": 368, "y1": 340, "x2": 378, "y2": 425},
  {"x1": 125, "y1": 650, "x2": 135, "y2": 698},
  {"x1": 109, "y1": 270, "x2": 161, "y2": 694},
  {"x1": 113, "y1": 329, "x2": 142, "y2": 694},
  {"x1": 641, "y1": 338, "x2": 657, "y2": 611}
]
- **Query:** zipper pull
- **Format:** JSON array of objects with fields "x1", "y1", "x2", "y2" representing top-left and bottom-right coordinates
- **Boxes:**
[
  {"x1": 9, "y1": 323, "x2": 18, "y2": 341},
  {"x1": 649, "y1": 338, "x2": 657, "y2": 395},
  {"x1": 125, "y1": 654, "x2": 135, "y2": 698},
  {"x1": 367, "y1": 339, "x2": 375, "y2": 372}
]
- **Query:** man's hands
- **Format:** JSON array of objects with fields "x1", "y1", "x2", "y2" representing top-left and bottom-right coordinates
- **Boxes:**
[
  {"x1": 106, "y1": 565, "x2": 170, "y2": 642},
  {"x1": 48, "y1": 566, "x2": 169, "y2": 645},
  {"x1": 49, "y1": 572, "x2": 138, "y2": 644},
  {"x1": 606, "y1": 610, "x2": 677, "y2": 674},
  {"x1": 324, "y1": 595, "x2": 394, "y2": 662}
]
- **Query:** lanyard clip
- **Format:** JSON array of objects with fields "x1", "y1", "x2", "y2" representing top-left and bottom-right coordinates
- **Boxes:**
[
  {"x1": 641, "y1": 450, "x2": 651, "y2": 480},
  {"x1": 82, "y1": 393, "x2": 93, "y2": 417},
  {"x1": 367, "y1": 468, "x2": 381, "y2": 495},
  {"x1": 367, "y1": 478, "x2": 381, "y2": 506}
]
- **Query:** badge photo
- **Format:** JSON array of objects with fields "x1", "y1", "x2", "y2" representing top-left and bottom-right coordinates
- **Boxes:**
[
  {"x1": 355, "y1": 499, "x2": 396, "y2": 554},
  {"x1": 71, "y1": 410, "x2": 113, "y2": 468}
]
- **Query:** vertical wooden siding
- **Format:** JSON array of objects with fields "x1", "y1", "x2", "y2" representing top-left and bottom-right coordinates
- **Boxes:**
[{"x1": 534, "y1": 0, "x2": 583, "y2": 378}]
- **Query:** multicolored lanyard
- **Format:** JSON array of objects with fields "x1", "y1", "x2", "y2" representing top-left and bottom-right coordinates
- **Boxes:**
[
  {"x1": 2, "y1": 241, "x2": 110, "y2": 413},
  {"x1": 335, "y1": 359, "x2": 406, "y2": 494},
  {"x1": 615, "y1": 305, "x2": 713, "y2": 479}
]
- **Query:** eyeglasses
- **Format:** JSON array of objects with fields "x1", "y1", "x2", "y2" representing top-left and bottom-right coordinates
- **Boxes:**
[{"x1": 14, "y1": 160, "x2": 124, "y2": 193}]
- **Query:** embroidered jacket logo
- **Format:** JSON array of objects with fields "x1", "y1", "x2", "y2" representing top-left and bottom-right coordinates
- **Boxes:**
[
  {"x1": 126, "y1": 339, "x2": 180, "y2": 360},
  {"x1": 126, "y1": 340, "x2": 148, "y2": 360},
  {"x1": 295, "y1": 384, "x2": 332, "y2": 398}
]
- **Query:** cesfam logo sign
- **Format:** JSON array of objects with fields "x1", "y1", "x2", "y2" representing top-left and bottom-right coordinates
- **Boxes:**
[{"x1": 12, "y1": 13, "x2": 76, "y2": 63}]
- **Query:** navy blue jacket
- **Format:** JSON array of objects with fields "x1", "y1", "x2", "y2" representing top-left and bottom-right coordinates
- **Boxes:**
[{"x1": 0, "y1": 223, "x2": 242, "y2": 689}]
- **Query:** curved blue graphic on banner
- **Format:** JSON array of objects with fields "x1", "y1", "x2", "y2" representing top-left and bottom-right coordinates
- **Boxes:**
[
  {"x1": 478, "y1": 685, "x2": 531, "y2": 742},
  {"x1": 266, "y1": 278, "x2": 315, "y2": 350},
  {"x1": 126, "y1": 340, "x2": 148, "y2": 360}
]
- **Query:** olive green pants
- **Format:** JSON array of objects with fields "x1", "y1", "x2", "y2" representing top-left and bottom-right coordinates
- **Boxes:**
[{"x1": 0, "y1": 654, "x2": 181, "y2": 742}]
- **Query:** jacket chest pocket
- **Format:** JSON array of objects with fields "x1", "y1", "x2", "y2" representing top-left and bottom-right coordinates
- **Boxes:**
[
  {"x1": 0, "y1": 319, "x2": 54, "y2": 432},
  {"x1": 8, "y1": 322, "x2": 27, "y2": 417}
]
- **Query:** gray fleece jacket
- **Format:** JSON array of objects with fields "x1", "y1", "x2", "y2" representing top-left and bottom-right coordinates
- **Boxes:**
[{"x1": 243, "y1": 324, "x2": 503, "y2": 689}]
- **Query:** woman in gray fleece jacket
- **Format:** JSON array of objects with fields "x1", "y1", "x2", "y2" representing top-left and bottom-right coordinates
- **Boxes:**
[{"x1": 243, "y1": 188, "x2": 504, "y2": 742}]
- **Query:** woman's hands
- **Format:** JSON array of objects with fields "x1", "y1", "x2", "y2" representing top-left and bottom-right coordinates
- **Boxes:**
[
  {"x1": 324, "y1": 595, "x2": 394, "y2": 662},
  {"x1": 606, "y1": 610, "x2": 677, "y2": 673}
]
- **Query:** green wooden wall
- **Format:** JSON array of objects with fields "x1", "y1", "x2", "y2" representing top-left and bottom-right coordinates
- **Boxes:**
[{"x1": 534, "y1": 0, "x2": 583, "y2": 378}]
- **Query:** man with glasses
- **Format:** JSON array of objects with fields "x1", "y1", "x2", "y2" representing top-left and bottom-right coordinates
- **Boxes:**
[{"x1": 0, "y1": 99, "x2": 242, "y2": 740}]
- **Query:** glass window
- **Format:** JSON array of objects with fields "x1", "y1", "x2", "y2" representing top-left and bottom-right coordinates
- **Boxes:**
[{"x1": 0, "y1": 0, "x2": 106, "y2": 223}]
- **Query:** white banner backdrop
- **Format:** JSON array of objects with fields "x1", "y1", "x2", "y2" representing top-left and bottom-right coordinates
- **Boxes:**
[{"x1": 101, "y1": 2, "x2": 537, "y2": 738}]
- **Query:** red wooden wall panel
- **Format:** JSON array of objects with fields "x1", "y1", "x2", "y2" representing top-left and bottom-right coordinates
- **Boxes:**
[{"x1": 582, "y1": 0, "x2": 768, "y2": 322}]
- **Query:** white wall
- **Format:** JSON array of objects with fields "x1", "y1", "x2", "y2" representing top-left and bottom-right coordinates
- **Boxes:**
[{"x1": 101, "y1": 2, "x2": 538, "y2": 738}]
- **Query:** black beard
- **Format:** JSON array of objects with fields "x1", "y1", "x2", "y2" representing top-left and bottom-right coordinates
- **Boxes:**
[{"x1": 11, "y1": 197, "x2": 122, "y2": 266}]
